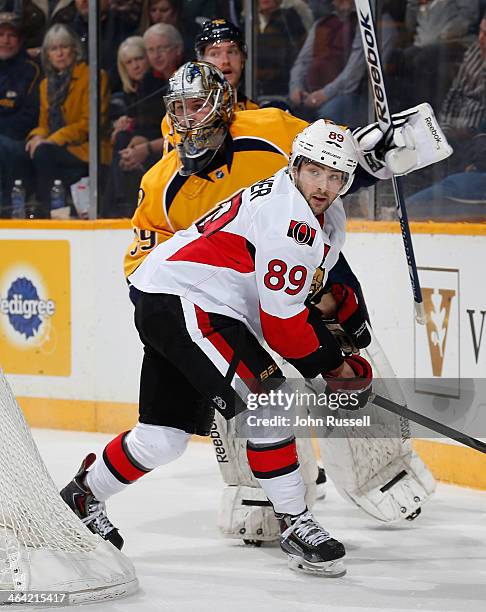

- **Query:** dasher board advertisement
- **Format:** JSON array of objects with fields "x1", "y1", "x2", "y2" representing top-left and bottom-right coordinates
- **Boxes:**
[{"x1": 0, "y1": 240, "x2": 71, "y2": 376}]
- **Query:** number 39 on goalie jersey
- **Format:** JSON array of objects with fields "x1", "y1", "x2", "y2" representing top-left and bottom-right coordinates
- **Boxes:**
[{"x1": 129, "y1": 168, "x2": 346, "y2": 362}]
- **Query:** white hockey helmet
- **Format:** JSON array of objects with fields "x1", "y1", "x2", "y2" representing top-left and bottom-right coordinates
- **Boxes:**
[
  {"x1": 164, "y1": 61, "x2": 234, "y2": 175},
  {"x1": 289, "y1": 120, "x2": 359, "y2": 195}
]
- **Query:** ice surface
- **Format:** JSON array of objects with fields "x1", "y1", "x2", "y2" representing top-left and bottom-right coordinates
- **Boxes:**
[{"x1": 30, "y1": 429, "x2": 486, "y2": 612}]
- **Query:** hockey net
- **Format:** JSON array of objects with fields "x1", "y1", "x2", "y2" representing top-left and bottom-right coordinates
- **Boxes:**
[{"x1": 0, "y1": 368, "x2": 138, "y2": 604}]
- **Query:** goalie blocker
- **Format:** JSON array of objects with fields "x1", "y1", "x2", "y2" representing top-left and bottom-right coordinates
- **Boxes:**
[{"x1": 352, "y1": 102, "x2": 453, "y2": 180}]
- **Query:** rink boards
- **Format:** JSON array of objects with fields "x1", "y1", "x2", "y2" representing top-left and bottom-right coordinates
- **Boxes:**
[{"x1": 0, "y1": 219, "x2": 485, "y2": 489}]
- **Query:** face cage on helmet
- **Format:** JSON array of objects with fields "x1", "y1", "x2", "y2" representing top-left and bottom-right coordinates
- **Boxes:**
[
  {"x1": 175, "y1": 123, "x2": 227, "y2": 176},
  {"x1": 165, "y1": 88, "x2": 224, "y2": 133},
  {"x1": 289, "y1": 156, "x2": 353, "y2": 196}
]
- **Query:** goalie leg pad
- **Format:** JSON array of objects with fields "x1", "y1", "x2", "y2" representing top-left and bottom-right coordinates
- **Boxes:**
[
  {"x1": 317, "y1": 402, "x2": 437, "y2": 522},
  {"x1": 339, "y1": 450, "x2": 437, "y2": 522},
  {"x1": 316, "y1": 327, "x2": 436, "y2": 522},
  {"x1": 212, "y1": 410, "x2": 318, "y2": 540},
  {"x1": 217, "y1": 485, "x2": 281, "y2": 542}
]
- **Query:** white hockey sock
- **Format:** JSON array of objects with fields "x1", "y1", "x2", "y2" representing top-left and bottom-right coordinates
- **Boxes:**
[
  {"x1": 247, "y1": 436, "x2": 306, "y2": 516},
  {"x1": 86, "y1": 423, "x2": 191, "y2": 501}
]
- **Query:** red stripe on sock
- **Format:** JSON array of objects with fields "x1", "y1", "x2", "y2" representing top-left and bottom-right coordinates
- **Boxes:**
[
  {"x1": 247, "y1": 440, "x2": 298, "y2": 475},
  {"x1": 104, "y1": 432, "x2": 148, "y2": 483}
]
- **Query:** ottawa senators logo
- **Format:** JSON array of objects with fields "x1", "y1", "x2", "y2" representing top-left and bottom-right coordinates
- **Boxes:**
[
  {"x1": 308, "y1": 245, "x2": 331, "y2": 302},
  {"x1": 287, "y1": 220, "x2": 316, "y2": 246}
]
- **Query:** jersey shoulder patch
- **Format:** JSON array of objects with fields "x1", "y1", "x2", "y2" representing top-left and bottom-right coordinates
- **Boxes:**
[{"x1": 287, "y1": 220, "x2": 317, "y2": 246}]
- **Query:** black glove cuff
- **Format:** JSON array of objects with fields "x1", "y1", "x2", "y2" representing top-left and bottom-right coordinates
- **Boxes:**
[
  {"x1": 340, "y1": 310, "x2": 371, "y2": 349},
  {"x1": 287, "y1": 306, "x2": 344, "y2": 378}
]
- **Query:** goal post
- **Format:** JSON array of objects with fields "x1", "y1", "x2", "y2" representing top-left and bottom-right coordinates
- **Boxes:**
[{"x1": 0, "y1": 368, "x2": 138, "y2": 604}]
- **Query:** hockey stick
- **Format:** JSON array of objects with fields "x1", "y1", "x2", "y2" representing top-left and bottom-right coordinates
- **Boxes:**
[
  {"x1": 354, "y1": 0, "x2": 425, "y2": 325},
  {"x1": 371, "y1": 393, "x2": 486, "y2": 455}
]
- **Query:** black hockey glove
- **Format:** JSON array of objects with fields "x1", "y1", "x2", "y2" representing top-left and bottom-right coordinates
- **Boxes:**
[{"x1": 329, "y1": 283, "x2": 371, "y2": 349}]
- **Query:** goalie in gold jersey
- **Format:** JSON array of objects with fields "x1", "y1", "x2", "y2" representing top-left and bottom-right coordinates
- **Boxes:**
[
  {"x1": 160, "y1": 19, "x2": 258, "y2": 155},
  {"x1": 125, "y1": 100, "x2": 308, "y2": 277},
  {"x1": 125, "y1": 60, "x2": 375, "y2": 278}
]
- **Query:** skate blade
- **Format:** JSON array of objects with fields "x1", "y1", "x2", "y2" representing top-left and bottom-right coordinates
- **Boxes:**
[{"x1": 287, "y1": 555, "x2": 346, "y2": 577}]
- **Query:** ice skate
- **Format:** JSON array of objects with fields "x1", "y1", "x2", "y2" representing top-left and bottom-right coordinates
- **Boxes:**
[
  {"x1": 60, "y1": 453, "x2": 124, "y2": 550},
  {"x1": 278, "y1": 510, "x2": 346, "y2": 577}
]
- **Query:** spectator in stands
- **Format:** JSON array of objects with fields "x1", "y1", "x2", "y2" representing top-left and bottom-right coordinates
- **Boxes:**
[
  {"x1": 106, "y1": 0, "x2": 142, "y2": 27},
  {"x1": 15, "y1": 1, "x2": 77, "y2": 54},
  {"x1": 109, "y1": 23, "x2": 182, "y2": 214},
  {"x1": 289, "y1": 0, "x2": 398, "y2": 127},
  {"x1": 404, "y1": 11, "x2": 486, "y2": 214},
  {"x1": 439, "y1": 12, "x2": 486, "y2": 148},
  {"x1": 106, "y1": 36, "x2": 149, "y2": 216},
  {"x1": 0, "y1": 12, "x2": 40, "y2": 217},
  {"x1": 398, "y1": 0, "x2": 480, "y2": 110},
  {"x1": 406, "y1": 170, "x2": 486, "y2": 220},
  {"x1": 289, "y1": 0, "x2": 357, "y2": 121},
  {"x1": 25, "y1": 24, "x2": 111, "y2": 218},
  {"x1": 184, "y1": 0, "x2": 226, "y2": 25},
  {"x1": 406, "y1": 0, "x2": 479, "y2": 47},
  {"x1": 281, "y1": 0, "x2": 314, "y2": 31},
  {"x1": 256, "y1": 0, "x2": 306, "y2": 98},
  {"x1": 405, "y1": 135, "x2": 486, "y2": 219},
  {"x1": 71, "y1": 0, "x2": 141, "y2": 92},
  {"x1": 307, "y1": 0, "x2": 334, "y2": 20},
  {"x1": 113, "y1": 35, "x2": 149, "y2": 120},
  {"x1": 138, "y1": 0, "x2": 199, "y2": 60}
]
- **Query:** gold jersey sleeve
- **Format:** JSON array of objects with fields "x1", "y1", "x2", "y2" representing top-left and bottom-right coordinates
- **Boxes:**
[{"x1": 124, "y1": 108, "x2": 308, "y2": 278}]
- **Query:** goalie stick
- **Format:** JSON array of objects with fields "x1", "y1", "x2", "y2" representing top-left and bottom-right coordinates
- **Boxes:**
[
  {"x1": 371, "y1": 393, "x2": 486, "y2": 455},
  {"x1": 354, "y1": 0, "x2": 425, "y2": 325}
]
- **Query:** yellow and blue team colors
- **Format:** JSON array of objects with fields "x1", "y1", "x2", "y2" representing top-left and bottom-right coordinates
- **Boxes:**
[{"x1": 125, "y1": 108, "x2": 308, "y2": 277}]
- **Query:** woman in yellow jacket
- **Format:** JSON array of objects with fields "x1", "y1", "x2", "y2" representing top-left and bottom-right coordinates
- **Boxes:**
[{"x1": 26, "y1": 24, "x2": 110, "y2": 218}]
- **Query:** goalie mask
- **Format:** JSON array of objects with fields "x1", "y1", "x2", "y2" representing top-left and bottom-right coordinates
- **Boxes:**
[
  {"x1": 289, "y1": 120, "x2": 358, "y2": 196},
  {"x1": 164, "y1": 61, "x2": 234, "y2": 176}
]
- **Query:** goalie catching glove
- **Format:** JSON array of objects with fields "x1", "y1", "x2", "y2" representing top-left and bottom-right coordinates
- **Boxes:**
[
  {"x1": 352, "y1": 102, "x2": 453, "y2": 180},
  {"x1": 322, "y1": 355, "x2": 373, "y2": 410}
]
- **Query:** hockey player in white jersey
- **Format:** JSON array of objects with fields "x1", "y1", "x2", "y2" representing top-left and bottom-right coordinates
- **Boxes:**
[{"x1": 61, "y1": 120, "x2": 373, "y2": 577}]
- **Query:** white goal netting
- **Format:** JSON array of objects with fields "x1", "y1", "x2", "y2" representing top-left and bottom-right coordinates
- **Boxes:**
[{"x1": 0, "y1": 368, "x2": 138, "y2": 604}]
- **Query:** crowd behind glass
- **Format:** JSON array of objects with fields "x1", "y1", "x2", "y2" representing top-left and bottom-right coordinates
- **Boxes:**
[{"x1": 0, "y1": 0, "x2": 485, "y2": 221}]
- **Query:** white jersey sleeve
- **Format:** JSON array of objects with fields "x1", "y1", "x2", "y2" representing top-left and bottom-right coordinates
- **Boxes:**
[{"x1": 247, "y1": 171, "x2": 344, "y2": 375}]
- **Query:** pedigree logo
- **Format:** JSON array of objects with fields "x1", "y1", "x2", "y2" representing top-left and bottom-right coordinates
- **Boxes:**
[
  {"x1": 0, "y1": 241, "x2": 71, "y2": 376},
  {"x1": 0, "y1": 277, "x2": 56, "y2": 339}
]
